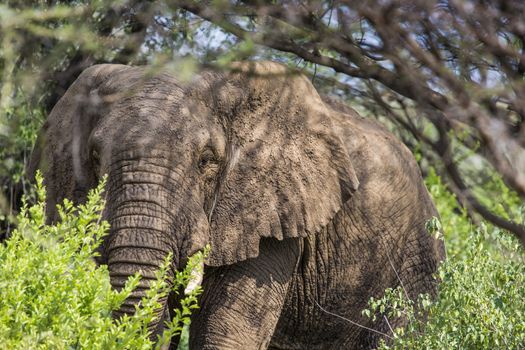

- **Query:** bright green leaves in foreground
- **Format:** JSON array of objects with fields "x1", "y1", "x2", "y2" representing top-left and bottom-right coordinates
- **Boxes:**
[
  {"x1": 3, "y1": 169, "x2": 525, "y2": 349},
  {"x1": 364, "y1": 168, "x2": 525, "y2": 349},
  {"x1": 0, "y1": 173, "x2": 205, "y2": 349}
]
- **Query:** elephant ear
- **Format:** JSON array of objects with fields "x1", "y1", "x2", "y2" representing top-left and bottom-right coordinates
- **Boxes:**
[
  {"x1": 27, "y1": 64, "x2": 135, "y2": 222},
  {"x1": 205, "y1": 62, "x2": 360, "y2": 266}
]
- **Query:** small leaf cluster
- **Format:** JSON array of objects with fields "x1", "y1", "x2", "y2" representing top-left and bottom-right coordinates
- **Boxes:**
[
  {"x1": 0, "y1": 172, "x2": 205, "y2": 349},
  {"x1": 157, "y1": 245, "x2": 209, "y2": 348}
]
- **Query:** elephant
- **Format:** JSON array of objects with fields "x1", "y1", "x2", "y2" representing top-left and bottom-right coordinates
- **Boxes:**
[{"x1": 28, "y1": 61, "x2": 445, "y2": 349}]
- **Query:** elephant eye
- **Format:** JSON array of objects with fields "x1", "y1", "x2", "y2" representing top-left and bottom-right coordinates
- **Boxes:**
[{"x1": 198, "y1": 149, "x2": 218, "y2": 171}]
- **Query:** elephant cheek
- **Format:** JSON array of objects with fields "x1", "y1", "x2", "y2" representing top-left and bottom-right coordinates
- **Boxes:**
[{"x1": 182, "y1": 213, "x2": 210, "y2": 258}]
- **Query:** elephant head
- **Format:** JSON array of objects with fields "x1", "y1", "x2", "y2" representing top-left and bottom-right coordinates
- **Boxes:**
[{"x1": 28, "y1": 61, "x2": 359, "y2": 337}]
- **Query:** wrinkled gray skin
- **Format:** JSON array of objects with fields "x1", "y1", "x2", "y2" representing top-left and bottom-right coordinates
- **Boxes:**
[{"x1": 29, "y1": 62, "x2": 445, "y2": 349}]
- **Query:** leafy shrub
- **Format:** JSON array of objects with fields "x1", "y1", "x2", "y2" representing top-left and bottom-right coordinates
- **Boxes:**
[
  {"x1": 364, "y1": 168, "x2": 525, "y2": 349},
  {"x1": 0, "y1": 94, "x2": 45, "y2": 235},
  {"x1": 0, "y1": 173, "x2": 204, "y2": 349}
]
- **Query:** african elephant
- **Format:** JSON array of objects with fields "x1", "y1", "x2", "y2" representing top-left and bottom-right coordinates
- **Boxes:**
[{"x1": 29, "y1": 61, "x2": 445, "y2": 349}]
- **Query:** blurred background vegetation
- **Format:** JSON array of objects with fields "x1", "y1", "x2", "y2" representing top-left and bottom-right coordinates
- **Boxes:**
[{"x1": 1, "y1": 0, "x2": 525, "y2": 348}]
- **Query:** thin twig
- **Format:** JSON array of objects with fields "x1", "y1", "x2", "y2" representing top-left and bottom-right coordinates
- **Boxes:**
[{"x1": 313, "y1": 299, "x2": 393, "y2": 339}]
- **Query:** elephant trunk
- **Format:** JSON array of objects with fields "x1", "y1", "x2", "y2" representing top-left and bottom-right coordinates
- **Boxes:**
[
  {"x1": 103, "y1": 161, "x2": 209, "y2": 338},
  {"x1": 107, "y1": 204, "x2": 177, "y2": 336}
]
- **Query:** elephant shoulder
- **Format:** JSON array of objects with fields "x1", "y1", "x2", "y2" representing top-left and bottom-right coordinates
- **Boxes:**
[
  {"x1": 324, "y1": 98, "x2": 439, "y2": 237},
  {"x1": 323, "y1": 97, "x2": 424, "y2": 191}
]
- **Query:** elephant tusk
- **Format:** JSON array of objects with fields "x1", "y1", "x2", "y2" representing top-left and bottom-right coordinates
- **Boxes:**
[{"x1": 184, "y1": 260, "x2": 204, "y2": 295}]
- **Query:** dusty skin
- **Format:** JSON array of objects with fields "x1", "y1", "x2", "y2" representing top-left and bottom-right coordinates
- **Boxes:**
[{"x1": 29, "y1": 61, "x2": 445, "y2": 349}]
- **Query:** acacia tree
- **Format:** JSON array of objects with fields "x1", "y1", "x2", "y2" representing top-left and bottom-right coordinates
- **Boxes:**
[
  {"x1": 2, "y1": 0, "x2": 525, "y2": 245},
  {"x1": 169, "y1": 0, "x2": 525, "y2": 243}
]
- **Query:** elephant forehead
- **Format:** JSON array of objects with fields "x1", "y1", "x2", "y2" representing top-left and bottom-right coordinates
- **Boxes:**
[{"x1": 92, "y1": 105, "x2": 226, "y2": 162}]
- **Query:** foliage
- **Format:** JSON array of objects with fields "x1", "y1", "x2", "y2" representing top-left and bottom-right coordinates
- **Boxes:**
[
  {"x1": 0, "y1": 172, "x2": 205, "y2": 349},
  {"x1": 0, "y1": 92, "x2": 46, "y2": 233},
  {"x1": 363, "y1": 169, "x2": 525, "y2": 349},
  {"x1": 0, "y1": 1, "x2": 207, "y2": 234}
]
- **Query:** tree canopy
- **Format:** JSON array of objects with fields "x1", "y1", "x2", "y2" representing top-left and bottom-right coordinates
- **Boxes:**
[{"x1": 1, "y1": 0, "x2": 525, "y2": 244}]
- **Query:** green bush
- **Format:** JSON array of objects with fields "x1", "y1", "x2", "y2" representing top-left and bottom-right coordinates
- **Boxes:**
[
  {"x1": 364, "y1": 168, "x2": 525, "y2": 349},
  {"x1": 4, "y1": 169, "x2": 525, "y2": 349},
  {"x1": 0, "y1": 173, "x2": 204, "y2": 349}
]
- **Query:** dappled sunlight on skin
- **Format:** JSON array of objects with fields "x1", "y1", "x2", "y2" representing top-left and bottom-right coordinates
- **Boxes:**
[
  {"x1": 30, "y1": 61, "x2": 444, "y2": 349},
  {"x1": 185, "y1": 62, "x2": 359, "y2": 267}
]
